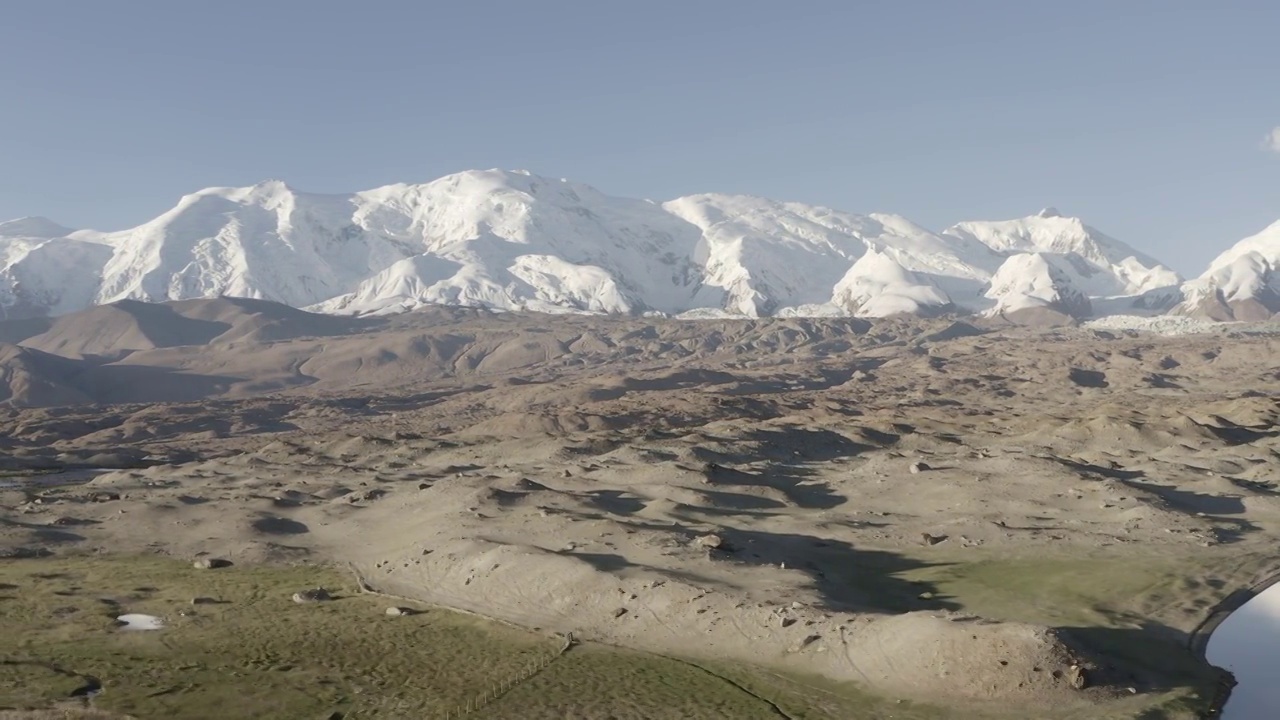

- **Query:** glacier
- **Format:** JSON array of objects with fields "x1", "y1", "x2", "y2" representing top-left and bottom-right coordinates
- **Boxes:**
[{"x1": 5, "y1": 168, "x2": 1268, "y2": 324}]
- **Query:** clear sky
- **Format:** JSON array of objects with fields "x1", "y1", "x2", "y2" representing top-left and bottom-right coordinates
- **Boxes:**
[{"x1": 2, "y1": 0, "x2": 1277, "y2": 275}]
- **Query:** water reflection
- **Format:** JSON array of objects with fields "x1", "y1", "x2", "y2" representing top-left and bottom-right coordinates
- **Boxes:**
[{"x1": 1207, "y1": 582, "x2": 1280, "y2": 719}]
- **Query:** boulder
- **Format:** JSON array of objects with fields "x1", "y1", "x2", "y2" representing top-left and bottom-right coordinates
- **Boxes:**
[{"x1": 292, "y1": 588, "x2": 332, "y2": 604}]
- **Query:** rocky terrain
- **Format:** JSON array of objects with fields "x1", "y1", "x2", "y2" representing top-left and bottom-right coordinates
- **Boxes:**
[{"x1": 2, "y1": 299, "x2": 1278, "y2": 717}]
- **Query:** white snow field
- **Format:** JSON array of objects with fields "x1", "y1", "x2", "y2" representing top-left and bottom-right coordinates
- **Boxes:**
[{"x1": 2, "y1": 169, "x2": 1273, "y2": 323}]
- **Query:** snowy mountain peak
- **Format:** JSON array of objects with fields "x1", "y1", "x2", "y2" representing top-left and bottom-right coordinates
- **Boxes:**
[
  {"x1": 984, "y1": 252, "x2": 1092, "y2": 322},
  {"x1": 1175, "y1": 221, "x2": 1280, "y2": 321},
  {"x1": 182, "y1": 178, "x2": 299, "y2": 205},
  {"x1": 1201, "y1": 218, "x2": 1280, "y2": 272},
  {"x1": 942, "y1": 211, "x2": 1179, "y2": 296},
  {"x1": 831, "y1": 248, "x2": 952, "y2": 318},
  {"x1": 0, "y1": 169, "x2": 1251, "y2": 324},
  {"x1": 661, "y1": 193, "x2": 991, "y2": 317},
  {"x1": 0, "y1": 217, "x2": 78, "y2": 239},
  {"x1": 1036, "y1": 207, "x2": 1062, "y2": 219}
]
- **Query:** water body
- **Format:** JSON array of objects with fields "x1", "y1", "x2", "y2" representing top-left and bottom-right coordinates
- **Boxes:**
[
  {"x1": 116, "y1": 613, "x2": 165, "y2": 631},
  {"x1": 1207, "y1": 581, "x2": 1280, "y2": 719}
]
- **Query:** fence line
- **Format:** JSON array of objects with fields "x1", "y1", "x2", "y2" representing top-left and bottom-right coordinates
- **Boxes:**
[{"x1": 440, "y1": 630, "x2": 574, "y2": 719}]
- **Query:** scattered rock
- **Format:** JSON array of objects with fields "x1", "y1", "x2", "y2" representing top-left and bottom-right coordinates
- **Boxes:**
[
  {"x1": 694, "y1": 533, "x2": 726, "y2": 550},
  {"x1": 347, "y1": 488, "x2": 387, "y2": 503},
  {"x1": 190, "y1": 597, "x2": 219, "y2": 605},
  {"x1": 292, "y1": 588, "x2": 332, "y2": 604},
  {"x1": 385, "y1": 606, "x2": 410, "y2": 617},
  {"x1": 51, "y1": 516, "x2": 92, "y2": 526},
  {"x1": 514, "y1": 478, "x2": 549, "y2": 491},
  {"x1": 791, "y1": 634, "x2": 821, "y2": 652},
  {"x1": 921, "y1": 533, "x2": 948, "y2": 546},
  {"x1": 90, "y1": 492, "x2": 120, "y2": 503},
  {"x1": 780, "y1": 617, "x2": 797, "y2": 628},
  {"x1": 1069, "y1": 665, "x2": 1089, "y2": 690},
  {"x1": 613, "y1": 607, "x2": 628, "y2": 618},
  {"x1": 909, "y1": 462, "x2": 931, "y2": 474},
  {"x1": 193, "y1": 557, "x2": 232, "y2": 569}
]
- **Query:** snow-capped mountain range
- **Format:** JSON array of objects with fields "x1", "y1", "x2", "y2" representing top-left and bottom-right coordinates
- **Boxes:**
[
  {"x1": 1174, "y1": 220, "x2": 1280, "y2": 322},
  {"x1": 0, "y1": 169, "x2": 1274, "y2": 323}
]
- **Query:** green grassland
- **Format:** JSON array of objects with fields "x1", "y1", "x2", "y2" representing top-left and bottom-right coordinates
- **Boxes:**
[
  {"x1": 0, "y1": 556, "x2": 943, "y2": 719},
  {"x1": 895, "y1": 549, "x2": 1251, "y2": 720},
  {"x1": 0, "y1": 550, "x2": 1249, "y2": 719}
]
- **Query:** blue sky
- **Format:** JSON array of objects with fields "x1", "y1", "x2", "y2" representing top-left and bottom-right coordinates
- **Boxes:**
[{"x1": 2, "y1": 1, "x2": 1277, "y2": 274}]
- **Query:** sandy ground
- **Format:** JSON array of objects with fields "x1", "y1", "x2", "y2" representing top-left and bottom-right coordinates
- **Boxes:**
[{"x1": 2, "y1": 300, "x2": 1279, "y2": 716}]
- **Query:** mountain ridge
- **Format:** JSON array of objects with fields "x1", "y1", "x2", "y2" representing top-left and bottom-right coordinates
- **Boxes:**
[
  {"x1": 1174, "y1": 219, "x2": 1280, "y2": 321},
  {"x1": 1, "y1": 168, "x2": 1270, "y2": 323}
]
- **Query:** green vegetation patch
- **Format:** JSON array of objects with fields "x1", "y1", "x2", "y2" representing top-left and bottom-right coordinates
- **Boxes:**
[
  {"x1": 0, "y1": 556, "x2": 916, "y2": 720},
  {"x1": 1, "y1": 551, "x2": 1244, "y2": 719},
  {"x1": 889, "y1": 549, "x2": 1249, "y2": 719},
  {"x1": 1, "y1": 556, "x2": 555, "y2": 718}
]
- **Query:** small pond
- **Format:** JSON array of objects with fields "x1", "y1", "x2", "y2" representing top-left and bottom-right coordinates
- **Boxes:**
[
  {"x1": 116, "y1": 613, "x2": 165, "y2": 631},
  {"x1": 1206, "y1": 581, "x2": 1280, "y2": 719}
]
